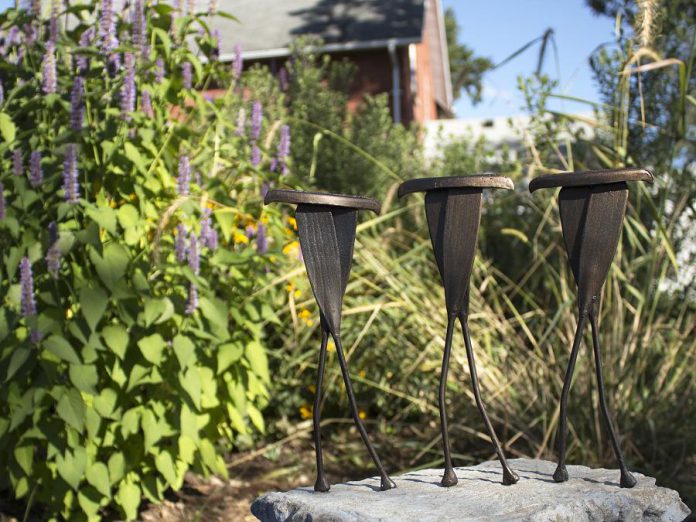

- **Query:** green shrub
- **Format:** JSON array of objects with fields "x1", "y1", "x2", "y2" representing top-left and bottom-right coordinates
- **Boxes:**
[{"x1": 0, "y1": 3, "x2": 290, "y2": 519}]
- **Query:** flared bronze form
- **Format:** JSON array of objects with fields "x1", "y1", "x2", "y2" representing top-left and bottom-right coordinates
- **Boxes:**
[
  {"x1": 399, "y1": 175, "x2": 519, "y2": 487},
  {"x1": 529, "y1": 167, "x2": 654, "y2": 488},
  {"x1": 264, "y1": 189, "x2": 395, "y2": 493}
]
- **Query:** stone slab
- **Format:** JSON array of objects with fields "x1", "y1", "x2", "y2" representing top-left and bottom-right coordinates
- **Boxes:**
[{"x1": 251, "y1": 458, "x2": 691, "y2": 521}]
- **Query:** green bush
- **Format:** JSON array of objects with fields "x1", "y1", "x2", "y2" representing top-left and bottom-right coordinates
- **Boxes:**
[{"x1": 0, "y1": 3, "x2": 290, "y2": 520}]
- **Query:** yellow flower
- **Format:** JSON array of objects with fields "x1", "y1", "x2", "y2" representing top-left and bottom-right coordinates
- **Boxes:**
[
  {"x1": 327, "y1": 340, "x2": 335, "y2": 353},
  {"x1": 287, "y1": 216, "x2": 297, "y2": 230},
  {"x1": 358, "y1": 409, "x2": 366, "y2": 420},
  {"x1": 283, "y1": 240, "x2": 299, "y2": 256},
  {"x1": 299, "y1": 404, "x2": 312, "y2": 419},
  {"x1": 359, "y1": 369, "x2": 366, "y2": 379},
  {"x1": 233, "y1": 231, "x2": 249, "y2": 244},
  {"x1": 308, "y1": 384, "x2": 316, "y2": 393},
  {"x1": 299, "y1": 309, "x2": 311, "y2": 320}
]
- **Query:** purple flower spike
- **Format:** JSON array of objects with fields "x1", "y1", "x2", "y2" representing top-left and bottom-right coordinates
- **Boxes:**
[
  {"x1": 42, "y1": 41, "x2": 57, "y2": 94},
  {"x1": 30, "y1": 151, "x2": 43, "y2": 188},
  {"x1": 175, "y1": 223, "x2": 188, "y2": 262},
  {"x1": 30, "y1": 329, "x2": 43, "y2": 344},
  {"x1": 0, "y1": 183, "x2": 5, "y2": 220},
  {"x1": 132, "y1": 0, "x2": 147, "y2": 58},
  {"x1": 141, "y1": 89, "x2": 153, "y2": 117},
  {"x1": 278, "y1": 124, "x2": 291, "y2": 158},
  {"x1": 256, "y1": 221, "x2": 267, "y2": 254},
  {"x1": 232, "y1": 44, "x2": 243, "y2": 79},
  {"x1": 235, "y1": 107, "x2": 246, "y2": 137},
  {"x1": 177, "y1": 155, "x2": 191, "y2": 196},
  {"x1": 199, "y1": 208, "x2": 218, "y2": 250},
  {"x1": 77, "y1": 28, "x2": 93, "y2": 72},
  {"x1": 208, "y1": 0, "x2": 218, "y2": 16},
  {"x1": 187, "y1": 234, "x2": 200, "y2": 275},
  {"x1": 49, "y1": 0, "x2": 59, "y2": 43},
  {"x1": 250, "y1": 143, "x2": 261, "y2": 167},
  {"x1": 46, "y1": 222, "x2": 61, "y2": 279},
  {"x1": 260, "y1": 182, "x2": 269, "y2": 198},
  {"x1": 24, "y1": 23, "x2": 37, "y2": 46},
  {"x1": 279, "y1": 67, "x2": 288, "y2": 91},
  {"x1": 250, "y1": 100, "x2": 262, "y2": 140},
  {"x1": 245, "y1": 225, "x2": 255, "y2": 239},
  {"x1": 20, "y1": 257, "x2": 37, "y2": 317},
  {"x1": 13, "y1": 149, "x2": 23, "y2": 177},
  {"x1": 182, "y1": 62, "x2": 192, "y2": 89},
  {"x1": 70, "y1": 76, "x2": 84, "y2": 130},
  {"x1": 99, "y1": 0, "x2": 116, "y2": 54},
  {"x1": 121, "y1": 53, "x2": 136, "y2": 120},
  {"x1": 185, "y1": 283, "x2": 198, "y2": 315},
  {"x1": 0, "y1": 80, "x2": 4, "y2": 104},
  {"x1": 155, "y1": 57, "x2": 165, "y2": 84},
  {"x1": 63, "y1": 144, "x2": 80, "y2": 203}
]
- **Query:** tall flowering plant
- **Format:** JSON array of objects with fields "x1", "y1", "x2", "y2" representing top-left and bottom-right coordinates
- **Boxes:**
[{"x1": 0, "y1": 2, "x2": 292, "y2": 520}]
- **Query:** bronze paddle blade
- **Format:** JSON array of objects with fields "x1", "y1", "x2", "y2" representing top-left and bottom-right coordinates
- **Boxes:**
[
  {"x1": 295, "y1": 204, "x2": 357, "y2": 336},
  {"x1": 559, "y1": 182, "x2": 629, "y2": 313},
  {"x1": 425, "y1": 188, "x2": 483, "y2": 315}
]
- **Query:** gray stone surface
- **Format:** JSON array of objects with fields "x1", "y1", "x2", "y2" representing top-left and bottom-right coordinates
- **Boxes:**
[{"x1": 250, "y1": 458, "x2": 691, "y2": 521}]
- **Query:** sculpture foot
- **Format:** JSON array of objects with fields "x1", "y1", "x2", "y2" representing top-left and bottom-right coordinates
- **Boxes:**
[
  {"x1": 380, "y1": 477, "x2": 396, "y2": 491},
  {"x1": 553, "y1": 465, "x2": 569, "y2": 483},
  {"x1": 314, "y1": 476, "x2": 330, "y2": 492},
  {"x1": 502, "y1": 468, "x2": 519, "y2": 485},
  {"x1": 440, "y1": 469, "x2": 458, "y2": 487},
  {"x1": 620, "y1": 470, "x2": 637, "y2": 489}
]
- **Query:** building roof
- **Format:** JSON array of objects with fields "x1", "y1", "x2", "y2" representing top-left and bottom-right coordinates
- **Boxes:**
[{"x1": 213, "y1": 0, "x2": 425, "y2": 60}]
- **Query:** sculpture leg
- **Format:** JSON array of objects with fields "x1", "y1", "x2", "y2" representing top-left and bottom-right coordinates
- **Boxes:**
[
  {"x1": 333, "y1": 334, "x2": 396, "y2": 491},
  {"x1": 589, "y1": 314, "x2": 637, "y2": 488},
  {"x1": 459, "y1": 314, "x2": 519, "y2": 485},
  {"x1": 313, "y1": 327, "x2": 330, "y2": 492},
  {"x1": 439, "y1": 314, "x2": 458, "y2": 486},
  {"x1": 553, "y1": 313, "x2": 587, "y2": 483}
]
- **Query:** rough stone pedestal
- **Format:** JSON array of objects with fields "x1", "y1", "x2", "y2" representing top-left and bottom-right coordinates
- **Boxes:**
[{"x1": 251, "y1": 458, "x2": 690, "y2": 521}]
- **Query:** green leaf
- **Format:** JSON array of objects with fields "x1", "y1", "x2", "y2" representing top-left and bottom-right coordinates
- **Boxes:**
[
  {"x1": 77, "y1": 486, "x2": 102, "y2": 518},
  {"x1": 247, "y1": 403, "x2": 265, "y2": 433},
  {"x1": 56, "y1": 389, "x2": 86, "y2": 432},
  {"x1": 154, "y1": 451, "x2": 178, "y2": 488},
  {"x1": 141, "y1": 409, "x2": 163, "y2": 452},
  {"x1": 116, "y1": 480, "x2": 141, "y2": 521},
  {"x1": 124, "y1": 142, "x2": 148, "y2": 174},
  {"x1": 80, "y1": 286, "x2": 108, "y2": 332},
  {"x1": 14, "y1": 445, "x2": 33, "y2": 475},
  {"x1": 44, "y1": 335, "x2": 81, "y2": 364},
  {"x1": 103, "y1": 325, "x2": 128, "y2": 359},
  {"x1": 178, "y1": 367, "x2": 201, "y2": 410},
  {"x1": 137, "y1": 334, "x2": 165, "y2": 365},
  {"x1": 178, "y1": 436, "x2": 196, "y2": 465},
  {"x1": 108, "y1": 452, "x2": 126, "y2": 483},
  {"x1": 216, "y1": 342, "x2": 243, "y2": 374},
  {"x1": 86, "y1": 205, "x2": 117, "y2": 235},
  {"x1": 117, "y1": 204, "x2": 140, "y2": 229},
  {"x1": 56, "y1": 447, "x2": 87, "y2": 490},
  {"x1": 0, "y1": 112, "x2": 16, "y2": 142},
  {"x1": 86, "y1": 462, "x2": 111, "y2": 498},
  {"x1": 5, "y1": 347, "x2": 31, "y2": 381},
  {"x1": 69, "y1": 364, "x2": 98, "y2": 394},
  {"x1": 90, "y1": 243, "x2": 129, "y2": 292},
  {"x1": 121, "y1": 407, "x2": 140, "y2": 438},
  {"x1": 94, "y1": 388, "x2": 118, "y2": 418},
  {"x1": 172, "y1": 335, "x2": 196, "y2": 369},
  {"x1": 198, "y1": 297, "x2": 228, "y2": 328},
  {"x1": 142, "y1": 298, "x2": 174, "y2": 327},
  {"x1": 245, "y1": 341, "x2": 269, "y2": 382}
]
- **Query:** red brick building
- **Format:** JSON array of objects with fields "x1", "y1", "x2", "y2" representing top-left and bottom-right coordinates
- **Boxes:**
[{"x1": 212, "y1": 0, "x2": 453, "y2": 125}]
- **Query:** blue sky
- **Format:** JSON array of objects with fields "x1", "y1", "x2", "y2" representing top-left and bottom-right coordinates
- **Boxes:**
[{"x1": 443, "y1": 0, "x2": 613, "y2": 118}]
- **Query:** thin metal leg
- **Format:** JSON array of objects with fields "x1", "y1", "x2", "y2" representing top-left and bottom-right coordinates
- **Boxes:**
[
  {"x1": 553, "y1": 313, "x2": 588, "y2": 483},
  {"x1": 333, "y1": 334, "x2": 395, "y2": 491},
  {"x1": 459, "y1": 314, "x2": 518, "y2": 485},
  {"x1": 313, "y1": 327, "x2": 330, "y2": 492},
  {"x1": 439, "y1": 314, "x2": 458, "y2": 487},
  {"x1": 589, "y1": 314, "x2": 637, "y2": 488}
]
